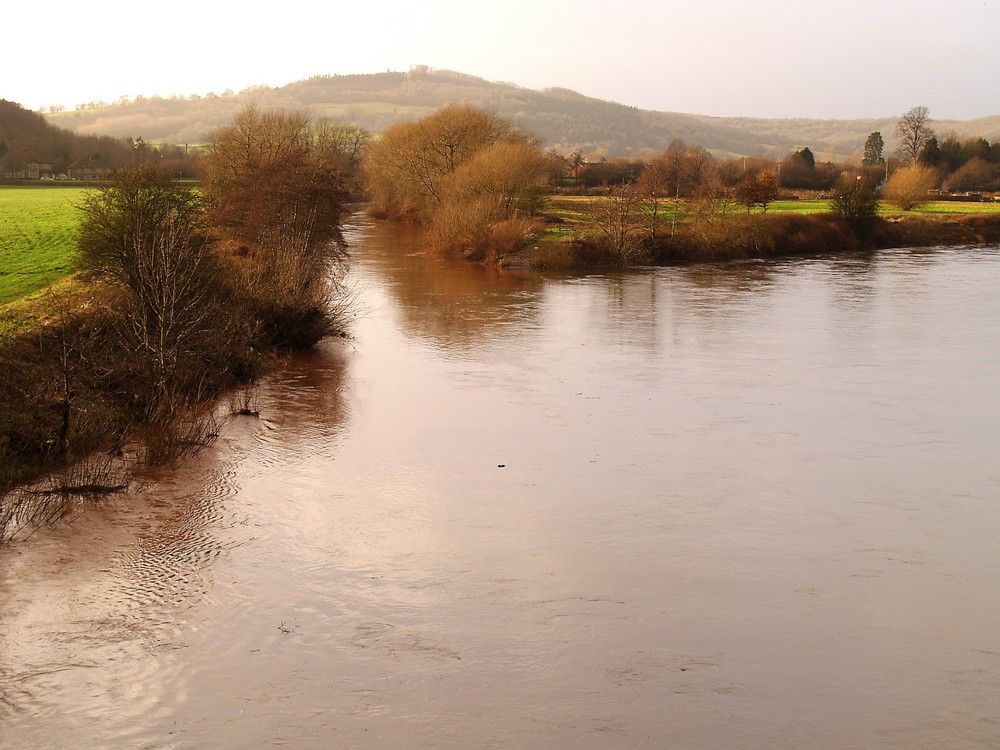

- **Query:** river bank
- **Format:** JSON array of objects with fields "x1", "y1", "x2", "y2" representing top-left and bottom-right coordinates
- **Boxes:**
[
  {"x1": 517, "y1": 207, "x2": 1000, "y2": 269},
  {"x1": 0, "y1": 275, "x2": 352, "y2": 541},
  {"x1": 1, "y1": 155, "x2": 350, "y2": 532}
]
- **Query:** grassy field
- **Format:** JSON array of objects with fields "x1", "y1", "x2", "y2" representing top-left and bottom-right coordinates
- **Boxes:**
[
  {"x1": 0, "y1": 185, "x2": 87, "y2": 305},
  {"x1": 770, "y1": 199, "x2": 1000, "y2": 216},
  {"x1": 542, "y1": 194, "x2": 1000, "y2": 236}
]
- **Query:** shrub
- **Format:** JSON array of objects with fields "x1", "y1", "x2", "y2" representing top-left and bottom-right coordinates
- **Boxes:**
[
  {"x1": 201, "y1": 106, "x2": 350, "y2": 347},
  {"x1": 364, "y1": 106, "x2": 550, "y2": 264},
  {"x1": 77, "y1": 165, "x2": 231, "y2": 420},
  {"x1": 884, "y1": 164, "x2": 938, "y2": 211},
  {"x1": 831, "y1": 174, "x2": 881, "y2": 243}
]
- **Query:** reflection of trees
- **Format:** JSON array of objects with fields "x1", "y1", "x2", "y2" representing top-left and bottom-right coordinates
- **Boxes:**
[
  {"x1": 665, "y1": 261, "x2": 785, "y2": 349},
  {"x1": 254, "y1": 344, "x2": 349, "y2": 442},
  {"x1": 351, "y1": 217, "x2": 547, "y2": 350},
  {"x1": 351, "y1": 214, "x2": 804, "y2": 358},
  {"x1": 826, "y1": 253, "x2": 879, "y2": 309},
  {"x1": 674, "y1": 260, "x2": 781, "y2": 299},
  {"x1": 590, "y1": 272, "x2": 661, "y2": 353},
  {"x1": 351, "y1": 212, "x2": 940, "y2": 369},
  {"x1": 588, "y1": 262, "x2": 786, "y2": 356}
]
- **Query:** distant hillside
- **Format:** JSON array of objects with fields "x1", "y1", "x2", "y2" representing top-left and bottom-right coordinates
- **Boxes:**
[
  {"x1": 42, "y1": 68, "x2": 1000, "y2": 160},
  {"x1": 0, "y1": 99, "x2": 133, "y2": 175}
]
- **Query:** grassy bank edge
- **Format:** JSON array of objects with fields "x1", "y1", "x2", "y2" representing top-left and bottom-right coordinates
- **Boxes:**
[{"x1": 514, "y1": 207, "x2": 1000, "y2": 270}]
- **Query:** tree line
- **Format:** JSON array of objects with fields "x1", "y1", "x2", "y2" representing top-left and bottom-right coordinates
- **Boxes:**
[
  {"x1": 0, "y1": 99, "x2": 202, "y2": 178},
  {"x1": 357, "y1": 103, "x2": 1000, "y2": 266}
]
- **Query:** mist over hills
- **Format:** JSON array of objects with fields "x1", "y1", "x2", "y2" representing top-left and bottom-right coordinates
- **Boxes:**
[{"x1": 34, "y1": 68, "x2": 1000, "y2": 160}]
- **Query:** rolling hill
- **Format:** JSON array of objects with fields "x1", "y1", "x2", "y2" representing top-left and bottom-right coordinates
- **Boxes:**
[{"x1": 38, "y1": 68, "x2": 1000, "y2": 160}]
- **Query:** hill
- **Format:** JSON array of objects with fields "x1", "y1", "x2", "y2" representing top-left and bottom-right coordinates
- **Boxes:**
[
  {"x1": 0, "y1": 99, "x2": 132, "y2": 176},
  {"x1": 38, "y1": 68, "x2": 1000, "y2": 160}
]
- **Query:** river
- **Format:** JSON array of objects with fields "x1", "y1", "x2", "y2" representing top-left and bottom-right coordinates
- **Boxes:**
[{"x1": 2, "y1": 214, "x2": 1000, "y2": 748}]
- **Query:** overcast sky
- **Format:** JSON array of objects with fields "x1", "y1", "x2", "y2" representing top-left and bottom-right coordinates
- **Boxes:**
[{"x1": 5, "y1": 0, "x2": 997, "y2": 121}]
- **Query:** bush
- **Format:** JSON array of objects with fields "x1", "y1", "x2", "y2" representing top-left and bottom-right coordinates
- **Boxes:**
[
  {"x1": 77, "y1": 165, "x2": 232, "y2": 420},
  {"x1": 364, "y1": 106, "x2": 550, "y2": 264},
  {"x1": 432, "y1": 198, "x2": 542, "y2": 263},
  {"x1": 528, "y1": 239, "x2": 619, "y2": 269},
  {"x1": 201, "y1": 106, "x2": 350, "y2": 348},
  {"x1": 884, "y1": 164, "x2": 938, "y2": 211},
  {"x1": 831, "y1": 174, "x2": 881, "y2": 243},
  {"x1": 430, "y1": 141, "x2": 549, "y2": 262}
]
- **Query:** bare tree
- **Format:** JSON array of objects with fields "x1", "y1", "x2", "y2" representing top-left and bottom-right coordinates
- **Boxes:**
[
  {"x1": 589, "y1": 183, "x2": 644, "y2": 262},
  {"x1": 78, "y1": 165, "x2": 223, "y2": 419},
  {"x1": 122, "y1": 215, "x2": 218, "y2": 417},
  {"x1": 635, "y1": 159, "x2": 671, "y2": 239},
  {"x1": 683, "y1": 146, "x2": 713, "y2": 190},
  {"x1": 202, "y1": 106, "x2": 350, "y2": 348},
  {"x1": 896, "y1": 106, "x2": 934, "y2": 163},
  {"x1": 662, "y1": 139, "x2": 688, "y2": 197}
]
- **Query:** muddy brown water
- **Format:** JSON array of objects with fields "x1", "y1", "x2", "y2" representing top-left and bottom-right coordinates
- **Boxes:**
[{"x1": 2, "y1": 215, "x2": 1000, "y2": 748}]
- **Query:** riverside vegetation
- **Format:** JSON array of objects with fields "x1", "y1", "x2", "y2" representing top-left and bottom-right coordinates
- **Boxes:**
[
  {"x1": 361, "y1": 106, "x2": 1000, "y2": 269},
  {"x1": 522, "y1": 178, "x2": 1000, "y2": 269},
  {"x1": 1, "y1": 106, "x2": 351, "y2": 538}
]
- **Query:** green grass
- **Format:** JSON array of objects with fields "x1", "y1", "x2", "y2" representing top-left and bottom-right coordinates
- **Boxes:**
[
  {"x1": 0, "y1": 186, "x2": 87, "y2": 305},
  {"x1": 766, "y1": 198, "x2": 1000, "y2": 216},
  {"x1": 896, "y1": 200, "x2": 1000, "y2": 215},
  {"x1": 767, "y1": 199, "x2": 832, "y2": 214},
  {"x1": 538, "y1": 194, "x2": 1000, "y2": 244}
]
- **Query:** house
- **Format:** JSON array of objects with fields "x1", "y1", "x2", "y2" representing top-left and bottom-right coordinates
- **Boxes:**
[
  {"x1": 1, "y1": 156, "x2": 27, "y2": 179},
  {"x1": 26, "y1": 159, "x2": 54, "y2": 179},
  {"x1": 67, "y1": 158, "x2": 113, "y2": 180},
  {"x1": 1, "y1": 156, "x2": 55, "y2": 179}
]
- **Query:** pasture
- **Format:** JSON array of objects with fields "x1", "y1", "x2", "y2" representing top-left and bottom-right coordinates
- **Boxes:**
[
  {"x1": 0, "y1": 186, "x2": 86, "y2": 305},
  {"x1": 543, "y1": 193, "x2": 1000, "y2": 228}
]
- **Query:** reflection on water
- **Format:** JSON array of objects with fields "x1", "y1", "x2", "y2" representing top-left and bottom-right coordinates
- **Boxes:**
[
  {"x1": 353, "y1": 217, "x2": 546, "y2": 351},
  {"x1": 2, "y1": 216, "x2": 1000, "y2": 748}
]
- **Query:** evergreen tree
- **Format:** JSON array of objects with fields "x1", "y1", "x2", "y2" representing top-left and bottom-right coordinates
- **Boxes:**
[{"x1": 863, "y1": 132, "x2": 884, "y2": 165}]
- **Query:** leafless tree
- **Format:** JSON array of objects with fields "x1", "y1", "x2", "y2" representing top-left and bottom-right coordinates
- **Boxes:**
[
  {"x1": 202, "y1": 106, "x2": 350, "y2": 347},
  {"x1": 589, "y1": 183, "x2": 644, "y2": 262},
  {"x1": 896, "y1": 106, "x2": 934, "y2": 163},
  {"x1": 635, "y1": 159, "x2": 670, "y2": 237},
  {"x1": 78, "y1": 165, "x2": 224, "y2": 419}
]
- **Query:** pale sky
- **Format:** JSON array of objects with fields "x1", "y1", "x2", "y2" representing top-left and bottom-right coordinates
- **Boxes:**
[{"x1": 4, "y1": 0, "x2": 998, "y2": 121}]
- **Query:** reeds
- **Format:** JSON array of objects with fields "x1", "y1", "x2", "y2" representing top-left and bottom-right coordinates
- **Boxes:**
[{"x1": 1, "y1": 455, "x2": 132, "y2": 542}]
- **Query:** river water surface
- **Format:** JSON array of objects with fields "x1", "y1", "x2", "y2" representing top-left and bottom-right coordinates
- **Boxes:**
[{"x1": 2, "y1": 215, "x2": 1000, "y2": 748}]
